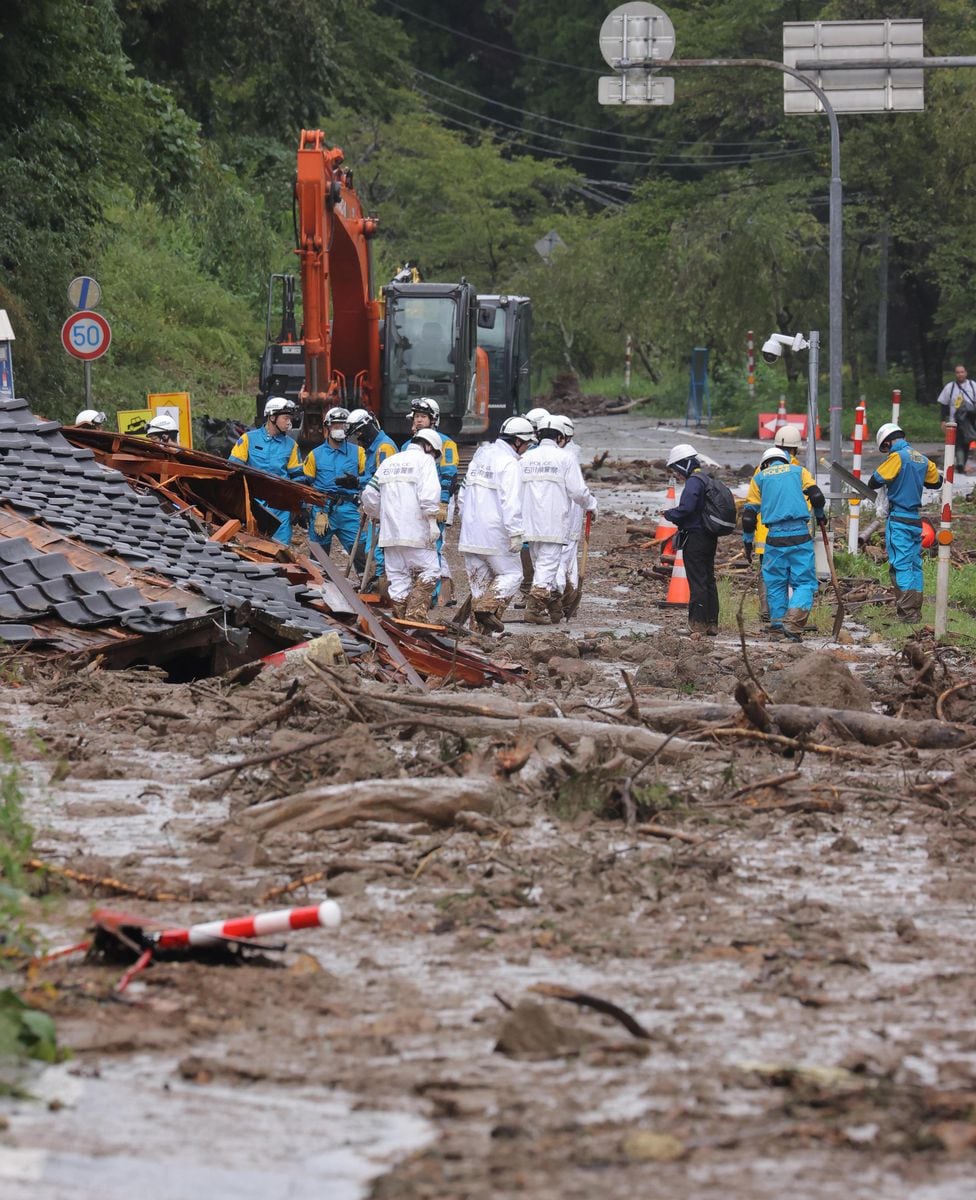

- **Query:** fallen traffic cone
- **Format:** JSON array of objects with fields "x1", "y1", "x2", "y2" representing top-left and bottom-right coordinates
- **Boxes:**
[{"x1": 663, "y1": 548, "x2": 691, "y2": 606}]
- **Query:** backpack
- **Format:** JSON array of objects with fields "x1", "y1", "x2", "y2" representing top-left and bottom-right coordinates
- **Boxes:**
[{"x1": 698, "y1": 471, "x2": 737, "y2": 537}]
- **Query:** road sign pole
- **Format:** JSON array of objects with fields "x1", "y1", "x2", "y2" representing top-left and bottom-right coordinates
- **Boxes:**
[
  {"x1": 806, "y1": 330, "x2": 819, "y2": 480},
  {"x1": 84, "y1": 360, "x2": 92, "y2": 407}
]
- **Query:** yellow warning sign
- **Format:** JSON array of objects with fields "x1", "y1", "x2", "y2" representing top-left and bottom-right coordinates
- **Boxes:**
[
  {"x1": 147, "y1": 392, "x2": 193, "y2": 449},
  {"x1": 117, "y1": 407, "x2": 152, "y2": 436}
]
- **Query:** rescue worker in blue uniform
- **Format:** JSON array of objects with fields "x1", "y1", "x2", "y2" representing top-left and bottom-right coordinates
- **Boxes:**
[
  {"x1": 868, "y1": 422, "x2": 941, "y2": 621},
  {"x1": 303, "y1": 406, "x2": 367, "y2": 559},
  {"x1": 347, "y1": 408, "x2": 397, "y2": 580},
  {"x1": 228, "y1": 396, "x2": 304, "y2": 544},
  {"x1": 402, "y1": 397, "x2": 458, "y2": 605},
  {"x1": 743, "y1": 446, "x2": 826, "y2": 641}
]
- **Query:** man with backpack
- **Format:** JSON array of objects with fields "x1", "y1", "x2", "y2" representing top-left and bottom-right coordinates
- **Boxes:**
[{"x1": 663, "y1": 443, "x2": 735, "y2": 637}]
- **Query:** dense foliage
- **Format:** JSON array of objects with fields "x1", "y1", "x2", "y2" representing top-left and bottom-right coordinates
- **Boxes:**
[{"x1": 1, "y1": 0, "x2": 974, "y2": 421}]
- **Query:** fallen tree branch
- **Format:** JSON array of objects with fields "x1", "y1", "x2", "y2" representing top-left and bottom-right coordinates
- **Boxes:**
[
  {"x1": 26, "y1": 858, "x2": 187, "y2": 903},
  {"x1": 633, "y1": 823, "x2": 703, "y2": 845},
  {"x1": 726, "y1": 770, "x2": 803, "y2": 802},
  {"x1": 529, "y1": 982, "x2": 650, "y2": 1039},
  {"x1": 936, "y1": 680, "x2": 976, "y2": 722}
]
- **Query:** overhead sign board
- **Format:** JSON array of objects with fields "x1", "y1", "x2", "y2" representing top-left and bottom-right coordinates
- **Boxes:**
[
  {"x1": 599, "y1": 72, "x2": 674, "y2": 107},
  {"x1": 61, "y1": 310, "x2": 112, "y2": 361},
  {"x1": 67, "y1": 275, "x2": 102, "y2": 311},
  {"x1": 783, "y1": 19, "x2": 924, "y2": 114},
  {"x1": 534, "y1": 230, "x2": 567, "y2": 262},
  {"x1": 600, "y1": 2, "x2": 675, "y2": 67}
]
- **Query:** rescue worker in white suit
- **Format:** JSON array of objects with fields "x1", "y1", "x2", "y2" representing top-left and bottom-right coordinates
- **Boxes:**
[
  {"x1": 550, "y1": 414, "x2": 587, "y2": 615},
  {"x1": 458, "y1": 415, "x2": 535, "y2": 633},
  {"x1": 361, "y1": 429, "x2": 443, "y2": 622},
  {"x1": 522, "y1": 414, "x2": 597, "y2": 625}
]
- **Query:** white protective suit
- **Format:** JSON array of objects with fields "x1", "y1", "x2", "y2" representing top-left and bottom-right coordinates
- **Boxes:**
[
  {"x1": 521, "y1": 438, "x2": 596, "y2": 592},
  {"x1": 362, "y1": 444, "x2": 441, "y2": 601},
  {"x1": 557, "y1": 442, "x2": 587, "y2": 592},
  {"x1": 458, "y1": 438, "x2": 525, "y2": 604}
]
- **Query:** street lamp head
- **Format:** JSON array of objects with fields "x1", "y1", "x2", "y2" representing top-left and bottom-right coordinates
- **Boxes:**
[{"x1": 761, "y1": 332, "x2": 810, "y2": 365}]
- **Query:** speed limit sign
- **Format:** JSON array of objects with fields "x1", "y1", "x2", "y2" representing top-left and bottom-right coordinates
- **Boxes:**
[{"x1": 61, "y1": 309, "x2": 112, "y2": 361}]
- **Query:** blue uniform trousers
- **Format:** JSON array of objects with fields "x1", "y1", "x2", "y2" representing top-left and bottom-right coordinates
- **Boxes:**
[
  {"x1": 762, "y1": 532, "x2": 817, "y2": 624},
  {"x1": 360, "y1": 520, "x2": 385, "y2": 577},
  {"x1": 886, "y1": 511, "x2": 923, "y2": 592},
  {"x1": 259, "y1": 503, "x2": 292, "y2": 545}
]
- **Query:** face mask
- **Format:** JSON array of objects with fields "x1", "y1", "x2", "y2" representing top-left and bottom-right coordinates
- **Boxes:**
[{"x1": 330, "y1": 427, "x2": 347, "y2": 441}]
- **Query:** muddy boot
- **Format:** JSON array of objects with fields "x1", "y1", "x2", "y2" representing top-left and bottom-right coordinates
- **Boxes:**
[
  {"x1": 686, "y1": 621, "x2": 708, "y2": 641},
  {"x1": 706, "y1": 624, "x2": 718, "y2": 637},
  {"x1": 390, "y1": 598, "x2": 408, "y2": 619},
  {"x1": 561, "y1": 582, "x2": 577, "y2": 617},
  {"x1": 526, "y1": 587, "x2": 552, "y2": 626},
  {"x1": 375, "y1": 575, "x2": 391, "y2": 605},
  {"x1": 404, "y1": 579, "x2": 436, "y2": 623},
  {"x1": 770, "y1": 622, "x2": 800, "y2": 643},
  {"x1": 896, "y1": 589, "x2": 923, "y2": 621},
  {"x1": 473, "y1": 602, "x2": 505, "y2": 633},
  {"x1": 545, "y1": 591, "x2": 565, "y2": 624},
  {"x1": 438, "y1": 576, "x2": 455, "y2": 608},
  {"x1": 782, "y1": 607, "x2": 809, "y2": 637}
]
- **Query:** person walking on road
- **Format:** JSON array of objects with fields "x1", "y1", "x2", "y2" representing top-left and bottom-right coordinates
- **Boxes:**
[
  {"x1": 361, "y1": 429, "x2": 443, "y2": 621},
  {"x1": 521, "y1": 414, "x2": 596, "y2": 625},
  {"x1": 742, "y1": 446, "x2": 825, "y2": 641},
  {"x1": 937, "y1": 364, "x2": 976, "y2": 474},
  {"x1": 228, "y1": 397, "x2": 304, "y2": 545},
  {"x1": 867, "y1": 422, "x2": 941, "y2": 622},
  {"x1": 457, "y1": 416, "x2": 534, "y2": 633},
  {"x1": 750, "y1": 425, "x2": 816, "y2": 624},
  {"x1": 663, "y1": 444, "x2": 720, "y2": 637}
]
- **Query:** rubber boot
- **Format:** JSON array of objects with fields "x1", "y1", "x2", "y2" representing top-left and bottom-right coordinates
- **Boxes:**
[
  {"x1": 473, "y1": 599, "x2": 505, "y2": 634},
  {"x1": 706, "y1": 624, "x2": 718, "y2": 637},
  {"x1": 896, "y1": 589, "x2": 923, "y2": 621},
  {"x1": 687, "y1": 621, "x2": 709, "y2": 640},
  {"x1": 526, "y1": 587, "x2": 552, "y2": 626},
  {"x1": 546, "y1": 591, "x2": 565, "y2": 624},
  {"x1": 405, "y1": 579, "x2": 436, "y2": 622},
  {"x1": 375, "y1": 575, "x2": 391, "y2": 605},
  {"x1": 782, "y1": 607, "x2": 809, "y2": 638},
  {"x1": 438, "y1": 576, "x2": 455, "y2": 608},
  {"x1": 391, "y1": 598, "x2": 408, "y2": 619},
  {"x1": 561, "y1": 581, "x2": 577, "y2": 617}
]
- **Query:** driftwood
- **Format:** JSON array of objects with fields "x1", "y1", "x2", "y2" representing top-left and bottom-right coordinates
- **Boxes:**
[
  {"x1": 241, "y1": 777, "x2": 506, "y2": 834},
  {"x1": 529, "y1": 982, "x2": 651, "y2": 1039},
  {"x1": 636, "y1": 702, "x2": 976, "y2": 750}
]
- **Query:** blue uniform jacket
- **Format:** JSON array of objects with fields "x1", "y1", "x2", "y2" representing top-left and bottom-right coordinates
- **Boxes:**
[
  {"x1": 303, "y1": 439, "x2": 367, "y2": 497},
  {"x1": 744, "y1": 462, "x2": 816, "y2": 536},
  {"x1": 363, "y1": 430, "x2": 398, "y2": 484},
  {"x1": 228, "y1": 426, "x2": 303, "y2": 479},
  {"x1": 869, "y1": 438, "x2": 940, "y2": 512}
]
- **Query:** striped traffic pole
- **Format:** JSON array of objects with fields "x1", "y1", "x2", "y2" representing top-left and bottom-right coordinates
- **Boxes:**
[
  {"x1": 774, "y1": 394, "x2": 787, "y2": 432},
  {"x1": 847, "y1": 401, "x2": 866, "y2": 554},
  {"x1": 935, "y1": 420, "x2": 955, "y2": 638},
  {"x1": 746, "y1": 330, "x2": 755, "y2": 399},
  {"x1": 891, "y1": 388, "x2": 901, "y2": 427},
  {"x1": 624, "y1": 334, "x2": 633, "y2": 393},
  {"x1": 154, "y1": 900, "x2": 342, "y2": 949}
]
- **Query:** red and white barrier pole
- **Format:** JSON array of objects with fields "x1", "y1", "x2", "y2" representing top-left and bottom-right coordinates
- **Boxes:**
[
  {"x1": 935, "y1": 420, "x2": 955, "y2": 638},
  {"x1": 774, "y1": 394, "x2": 787, "y2": 432},
  {"x1": 154, "y1": 900, "x2": 341, "y2": 950},
  {"x1": 891, "y1": 388, "x2": 901, "y2": 428},
  {"x1": 624, "y1": 333, "x2": 632, "y2": 393},
  {"x1": 847, "y1": 402, "x2": 865, "y2": 553},
  {"x1": 746, "y1": 330, "x2": 755, "y2": 399}
]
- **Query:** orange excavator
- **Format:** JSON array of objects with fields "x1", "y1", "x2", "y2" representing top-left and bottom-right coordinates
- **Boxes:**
[{"x1": 258, "y1": 129, "x2": 489, "y2": 445}]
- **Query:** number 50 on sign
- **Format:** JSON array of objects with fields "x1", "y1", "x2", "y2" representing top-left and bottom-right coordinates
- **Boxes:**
[{"x1": 61, "y1": 310, "x2": 112, "y2": 361}]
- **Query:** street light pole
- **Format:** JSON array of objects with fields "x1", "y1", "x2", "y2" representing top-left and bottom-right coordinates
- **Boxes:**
[{"x1": 631, "y1": 56, "x2": 844, "y2": 508}]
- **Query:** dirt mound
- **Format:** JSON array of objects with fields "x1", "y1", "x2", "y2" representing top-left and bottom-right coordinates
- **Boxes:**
[{"x1": 768, "y1": 651, "x2": 873, "y2": 711}]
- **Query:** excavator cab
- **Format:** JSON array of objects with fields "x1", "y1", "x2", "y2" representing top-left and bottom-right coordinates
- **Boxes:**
[
  {"x1": 256, "y1": 273, "x2": 305, "y2": 428},
  {"x1": 381, "y1": 281, "x2": 478, "y2": 442},
  {"x1": 476, "y1": 295, "x2": 532, "y2": 437}
]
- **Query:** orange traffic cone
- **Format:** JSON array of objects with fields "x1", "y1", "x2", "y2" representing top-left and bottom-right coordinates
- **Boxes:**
[
  {"x1": 664, "y1": 549, "x2": 691, "y2": 606},
  {"x1": 654, "y1": 482, "x2": 679, "y2": 557},
  {"x1": 774, "y1": 394, "x2": 787, "y2": 431}
]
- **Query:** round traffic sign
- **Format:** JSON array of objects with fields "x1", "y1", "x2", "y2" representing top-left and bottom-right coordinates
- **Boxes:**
[
  {"x1": 599, "y1": 3, "x2": 675, "y2": 67},
  {"x1": 66, "y1": 275, "x2": 102, "y2": 311},
  {"x1": 61, "y1": 310, "x2": 112, "y2": 361}
]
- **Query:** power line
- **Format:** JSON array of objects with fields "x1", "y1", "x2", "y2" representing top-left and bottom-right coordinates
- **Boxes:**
[
  {"x1": 379, "y1": 0, "x2": 601, "y2": 74},
  {"x1": 430, "y1": 108, "x2": 816, "y2": 169},
  {"x1": 410, "y1": 66, "x2": 799, "y2": 151},
  {"x1": 418, "y1": 84, "x2": 811, "y2": 165}
]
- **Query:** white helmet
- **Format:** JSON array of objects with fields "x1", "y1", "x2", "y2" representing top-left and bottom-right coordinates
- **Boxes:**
[
  {"x1": 412, "y1": 428, "x2": 443, "y2": 455},
  {"x1": 324, "y1": 406, "x2": 350, "y2": 425},
  {"x1": 524, "y1": 407, "x2": 551, "y2": 430},
  {"x1": 264, "y1": 396, "x2": 297, "y2": 419},
  {"x1": 147, "y1": 413, "x2": 179, "y2": 439},
  {"x1": 410, "y1": 397, "x2": 440, "y2": 426},
  {"x1": 346, "y1": 407, "x2": 377, "y2": 439},
  {"x1": 760, "y1": 446, "x2": 790, "y2": 468},
  {"x1": 876, "y1": 422, "x2": 903, "y2": 451},
  {"x1": 666, "y1": 443, "x2": 699, "y2": 469},
  {"x1": 75, "y1": 409, "x2": 106, "y2": 428},
  {"x1": 773, "y1": 425, "x2": 802, "y2": 451},
  {"x1": 539, "y1": 414, "x2": 575, "y2": 439},
  {"x1": 500, "y1": 415, "x2": 537, "y2": 442}
]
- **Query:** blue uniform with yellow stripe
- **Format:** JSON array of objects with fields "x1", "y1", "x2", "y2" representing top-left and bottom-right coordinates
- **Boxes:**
[
  {"x1": 869, "y1": 437, "x2": 940, "y2": 592},
  {"x1": 228, "y1": 426, "x2": 304, "y2": 544},
  {"x1": 744, "y1": 462, "x2": 821, "y2": 625},
  {"x1": 303, "y1": 439, "x2": 367, "y2": 555}
]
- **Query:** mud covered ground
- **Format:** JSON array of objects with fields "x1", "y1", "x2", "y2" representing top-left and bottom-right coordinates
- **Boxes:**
[{"x1": 4, "y1": 454, "x2": 976, "y2": 1199}]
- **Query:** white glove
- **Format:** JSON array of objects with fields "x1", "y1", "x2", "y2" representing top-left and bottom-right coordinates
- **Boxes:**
[
  {"x1": 509, "y1": 533, "x2": 524, "y2": 554},
  {"x1": 428, "y1": 518, "x2": 440, "y2": 546}
]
